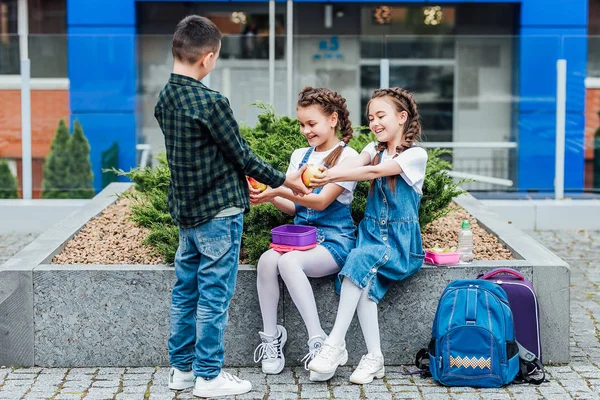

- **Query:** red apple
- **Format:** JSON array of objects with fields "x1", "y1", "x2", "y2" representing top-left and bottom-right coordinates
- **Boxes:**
[
  {"x1": 301, "y1": 164, "x2": 322, "y2": 187},
  {"x1": 247, "y1": 177, "x2": 267, "y2": 192}
]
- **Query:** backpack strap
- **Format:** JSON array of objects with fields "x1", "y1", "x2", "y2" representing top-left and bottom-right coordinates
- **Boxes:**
[
  {"x1": 409, "y1": 348, "x2": 432, "y2": 377},
  {"x1": 514, "y1": 342, "x2": 546, "y2": 385},
  {"x1": 415, "y1": 348, "x2": 430, "y2": 370},
  {"x1": 410, "y1": 339, "x2": 435, "y2": 377}
]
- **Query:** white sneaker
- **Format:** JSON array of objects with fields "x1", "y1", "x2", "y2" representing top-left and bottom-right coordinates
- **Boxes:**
[
  {"x1": 193, "y1": 370, "x2": 252, "y2": 398},
  {"x1": 168, "y1": 367, "x2": 194, "y2": 390},
  {"x1": 253, "y1": 325, "x2": 287, "y2": 374},
  {"x1": 307, "y1": 340, "x2": 348, "y2": 374},
  {"x1": 301, "y1": 335, "x2": 335, "y2": 382},
  {"x1": 349, "y1": 353, "x2": 385, "y2": 384}
]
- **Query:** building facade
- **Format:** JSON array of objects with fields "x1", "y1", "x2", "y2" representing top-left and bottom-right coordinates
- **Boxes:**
[{"x1": 0, "y1": 0, "x2": 593, "y2": 194}]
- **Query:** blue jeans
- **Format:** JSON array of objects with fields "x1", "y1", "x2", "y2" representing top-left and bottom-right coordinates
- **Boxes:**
[{"x1": 168, "y1": 213, "x2": 243, "y2": 379}]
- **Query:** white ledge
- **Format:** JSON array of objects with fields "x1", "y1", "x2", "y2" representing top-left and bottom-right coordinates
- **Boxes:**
[{"x1": 0, "y1": 75, "x2": 69, "y2": 90}]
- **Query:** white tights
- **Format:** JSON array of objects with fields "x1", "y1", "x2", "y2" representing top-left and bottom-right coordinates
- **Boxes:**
[
  {"x1": 257, "y1": 246, "x2": 340, "y2": 339},
  {"x1": 327, "y1": 277, "x2": 382, "y2": 357}
]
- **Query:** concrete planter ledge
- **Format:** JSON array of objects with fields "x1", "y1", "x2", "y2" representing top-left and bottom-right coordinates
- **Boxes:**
[
  {"x1": 482, "y1": 199, "x2": 600, "y2": 230},
  {"x1": 0, "y1": 183, "x2": 569, "y2": 367}
]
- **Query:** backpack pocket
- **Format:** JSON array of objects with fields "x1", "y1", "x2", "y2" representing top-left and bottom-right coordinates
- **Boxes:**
[{"x1": 439, "y1": 326, "x2": 504, "y2": 388}]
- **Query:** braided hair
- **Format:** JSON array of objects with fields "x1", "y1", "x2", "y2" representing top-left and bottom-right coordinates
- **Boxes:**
[
  {"x1": 367, "y1": 87, "x2": 422, "y2": 192},
  {"x1": 297, "y1": 86, "x2": 353, "y2": 168}
]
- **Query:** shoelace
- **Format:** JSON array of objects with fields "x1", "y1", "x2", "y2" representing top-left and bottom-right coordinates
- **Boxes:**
[
  {"x1": 253, "y1": 340, "x2": 280, "y2": 363},
  {"x1": 221, "y1": 371, "x2": 242, "y2": 383},
  {"x1": 315, "y1": 343, "x2": 340, "y2": 363},
  {"x1": 301, "y1": 346, "x2": 321, "y2": 371}
]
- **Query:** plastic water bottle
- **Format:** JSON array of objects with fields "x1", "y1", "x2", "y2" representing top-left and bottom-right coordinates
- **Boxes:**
[{"x1": 458, "y1": 219, "x2": 473, "y2": 262}]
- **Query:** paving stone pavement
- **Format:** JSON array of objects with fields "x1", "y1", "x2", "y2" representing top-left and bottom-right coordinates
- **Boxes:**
[
  {"x1": 0, "y1": 230, "x2": 599, "y2": 399},
  {"x1": 0, "y1": 232, "x2": 38, "y2": 265}
]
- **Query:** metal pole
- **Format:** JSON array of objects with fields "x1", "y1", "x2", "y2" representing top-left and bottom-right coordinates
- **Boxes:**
[
  {"x1": 286, "y1": 0, "x2": 293, "y2": 117},
  {"x1": 269, "y1": 0, "x2": 275, "y2": 106},
  {"x1": 555, "y1": 59, "x2": 566, "y2": 200},
  {"x1": 18, "y1": 0, "x2": 31, "y2": 200},
  {"x1": 380, "y1": 58, "x2": 390, "y2": 89}
]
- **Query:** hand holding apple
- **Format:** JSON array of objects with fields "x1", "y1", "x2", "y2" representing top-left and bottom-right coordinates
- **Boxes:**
[
  {"x1": 250, "y1": 186, "x2": 277, "y2": 205},
  {"x1": 301, "y1": 164, "x2": 322, "y2": 187},
  {"x1": 284, "y1": 166, "x2": 311, "y2": 196},
  {"x1": 305, "y1": 166, "x2": 330, "y2": 188},
  {"x1": 247, "y1": 176, "x2": 267, "y2": 192}
]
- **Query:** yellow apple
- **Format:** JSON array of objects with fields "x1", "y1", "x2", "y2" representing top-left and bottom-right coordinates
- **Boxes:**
[
  {"x1": 302, "y1": 164, "x2": 321, "y2": 187},
  {"x1": 247, "y1": 177, "x2": 267, "y2": 192}
]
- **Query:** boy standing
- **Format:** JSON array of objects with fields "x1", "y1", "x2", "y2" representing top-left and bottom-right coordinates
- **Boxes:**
[{"x1": 155, "y1": 15, "x2": 309, "y2": 398}]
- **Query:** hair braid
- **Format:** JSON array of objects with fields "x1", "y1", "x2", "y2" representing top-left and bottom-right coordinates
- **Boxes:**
[
  {"x1": 367, "y1": 87, "x2": 422, "y2": 193},
  {"x1": 297, "y1": 86, "x2": 353, "y2": 168}
]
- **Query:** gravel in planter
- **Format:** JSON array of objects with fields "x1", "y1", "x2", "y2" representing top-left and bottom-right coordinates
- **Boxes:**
[
  {"x1": 52, "y1": 197, "x2": 163, "y2": 264},
  {"x1": 52, "y1": 198, "x2": 513, "y2": 264}
]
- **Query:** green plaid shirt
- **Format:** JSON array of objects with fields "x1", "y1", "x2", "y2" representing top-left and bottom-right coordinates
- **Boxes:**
[{"x1": 154, "y1": 73, "x2": 285, "y2": 228}]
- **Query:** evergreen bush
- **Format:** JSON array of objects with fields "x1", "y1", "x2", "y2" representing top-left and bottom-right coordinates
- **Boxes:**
[
  {"x1": 0, "y1": 160, "x2": 18, "y2": 199},
  {"x1": 42, "y1": 119, "x2": 95, "y2": 199},
  {"x1": 121, "y1": 106, "x2": 465, "y2": 265},
  {"x1": 67, "y1": 120, "x2": 95, "y2": 199},
  {"x1": 42, "y1": 119, "x2": 71, "y2": 199}
]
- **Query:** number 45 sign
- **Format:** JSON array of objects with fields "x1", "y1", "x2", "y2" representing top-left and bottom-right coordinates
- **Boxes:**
[{"x1": 314, "y1": 36, "x2": 343, "y2": 60}]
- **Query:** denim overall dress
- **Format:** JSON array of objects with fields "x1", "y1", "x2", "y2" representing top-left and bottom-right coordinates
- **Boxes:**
[
  {"x1": 339, "y1": 151, "x2": 425, "y2": 303},
  {"x1": 293, "y1": 147, "x2": 357, "y2": 268}
]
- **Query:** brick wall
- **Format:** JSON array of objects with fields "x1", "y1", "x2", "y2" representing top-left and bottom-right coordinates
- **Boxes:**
[{"x1": 0, "y1": 89, "x2": 70, "y2": 198}]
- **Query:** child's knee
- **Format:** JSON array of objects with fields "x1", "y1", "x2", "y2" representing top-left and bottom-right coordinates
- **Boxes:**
[
  {"x1": 257, "y1": 250, "x2": 281, "y2": 277},
  {"x1": 277, "y1": 253, "x2": 302, "y2": 278}
]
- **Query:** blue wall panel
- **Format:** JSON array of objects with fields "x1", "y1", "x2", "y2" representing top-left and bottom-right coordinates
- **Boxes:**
[
  {"x1": 517, "y1": 113, "x2": 585, "y2": 190},
  {"x1": 518, "y1": 28, "x2": 587, "y2": 114},
  {"x1": 521, "y1": 0, "x2": 588, "y2": 27},
  {"x1": 517, "y1": 23, "x2": 587, "y2": 190},
  {"x1": 68, "y1": 0, "x2": 135, "y2": 26},
  {"x1": 68, "y1": 27, "x2": 136, "y2": 113},
  {"x1": 67, "y1": 0, "x2": 137, "y2": 192}
]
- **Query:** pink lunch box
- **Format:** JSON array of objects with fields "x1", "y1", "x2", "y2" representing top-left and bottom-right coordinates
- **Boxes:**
[{"x1": 424, "y1": 250, "x2": 460, "y2": 266}]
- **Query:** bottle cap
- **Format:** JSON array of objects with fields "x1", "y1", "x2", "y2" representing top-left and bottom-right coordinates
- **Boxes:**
[{"x1": 462, "y1": 220, "x2": 470, "y2": 229}]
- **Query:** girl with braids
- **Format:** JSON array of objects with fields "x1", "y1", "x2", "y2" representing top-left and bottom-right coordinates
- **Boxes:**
[
  {"x1": 249, "y1": 87, "x2": 358, "y2": 381},
  {"x1": 307, "y1": 87, "x2": 427, "y2": 384}
]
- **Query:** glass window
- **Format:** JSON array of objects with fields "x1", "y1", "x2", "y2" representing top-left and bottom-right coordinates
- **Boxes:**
[
  {"x1": 360, "y1": 64, "x2": 454, "y2": 142},
  {"x1": 0, "y1": 0, "x2": 66, "y2": 77},
  {"x1": 0, "y1": 0, "x2": 18, "y2": 74},
  {"x1": 137, "y1": 2, "x2": 285, "y2": 60},
  {"x1": 361, "y1": 6, "x2": 455, "y2": 59},
  {"x1": 361, "y1": 5, "x2": 456, "y2": 35},
  {"x1": 589, "y1": 0, "x2": 600, "y2": 77}
]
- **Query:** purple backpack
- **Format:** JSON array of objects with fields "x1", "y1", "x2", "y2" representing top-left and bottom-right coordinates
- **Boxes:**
[{"x1": 478, "y1": 268, "x2": 542, "y2": 361}]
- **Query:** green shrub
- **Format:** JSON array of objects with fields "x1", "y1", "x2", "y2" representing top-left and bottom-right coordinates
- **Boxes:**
[
  {"x1": 113, "y1": 154, "x2": 177, "y2": 262},
  {"x1": 420, "y1": 148, "x2": 466, "y2": 227},
  {"x1": 42, "y1": 119, "x2": 95, "y2": 199},
  {"x1": 0, "y1": 160, "x2": 18, "y2": 199},
  {"x1": 121, "y1": 107, "x2": 465, "y2": 265},
  {"x1": 67, "y1": 120, "x2": 95, "y2": 199},
  {"x1": 42, "y1": 119, "x2": 71, "y2": 199}
]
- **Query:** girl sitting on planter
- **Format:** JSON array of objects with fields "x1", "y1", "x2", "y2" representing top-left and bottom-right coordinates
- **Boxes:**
[
  {"x1": 307, "y1": 87, "x2": 427, "y2": 384},
  {"x1": 249, "y1": 87, "x2": 358, "y2": 381}
]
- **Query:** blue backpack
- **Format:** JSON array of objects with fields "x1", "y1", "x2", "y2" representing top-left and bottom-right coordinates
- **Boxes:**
[{"x1": 422, "y1": 279, "x2": 520, "y2": 388}]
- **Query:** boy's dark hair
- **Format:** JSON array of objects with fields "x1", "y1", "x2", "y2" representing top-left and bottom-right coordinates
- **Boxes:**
[{"x1": 172, "y1": 15, "x2": 222, "y2": 64}]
